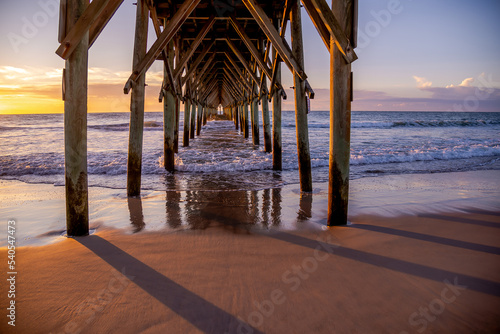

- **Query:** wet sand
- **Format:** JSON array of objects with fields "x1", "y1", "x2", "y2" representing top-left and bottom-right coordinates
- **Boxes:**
[{"x1": 1, "y1": 170, "x2": 500, "y2": 333}]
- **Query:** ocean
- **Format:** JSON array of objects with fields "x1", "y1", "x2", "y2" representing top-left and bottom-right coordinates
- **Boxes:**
[{"x1": 1, "y1": 111, "x2": 499, "y2": 191}]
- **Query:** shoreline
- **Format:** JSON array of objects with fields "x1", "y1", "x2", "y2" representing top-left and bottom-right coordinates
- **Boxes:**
[{"x1": 1, "y1": 169, "x2": 499, "y2": 247}]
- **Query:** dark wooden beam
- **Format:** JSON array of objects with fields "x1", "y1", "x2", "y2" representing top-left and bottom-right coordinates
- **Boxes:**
[{"x1": 124, "y1": 0, "x2": 201, "y2": 93}]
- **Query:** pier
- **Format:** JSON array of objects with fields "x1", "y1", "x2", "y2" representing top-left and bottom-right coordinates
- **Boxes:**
[{"x1": 56, "y1": 0, "x2": 358, "y2": 236}]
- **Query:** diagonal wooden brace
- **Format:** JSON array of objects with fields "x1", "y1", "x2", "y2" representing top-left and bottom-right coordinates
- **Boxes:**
[
  {"x1": 301, "y1": 0, "x2": 357, "y2": 63},
  {"x1": 124, "y1": 0, "x2": 201, "y2": 94}
]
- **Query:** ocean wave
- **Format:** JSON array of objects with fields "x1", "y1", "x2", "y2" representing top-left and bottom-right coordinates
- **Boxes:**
[
  {"x1": 351, "y1": 145, "x2": 500, "y2": 165},
  {"x1": 283, "y1": 119, "x2": 500, "y2": 129},
  {"x1": 88, "y1": 121, "x2": 164, "y2": 131}
]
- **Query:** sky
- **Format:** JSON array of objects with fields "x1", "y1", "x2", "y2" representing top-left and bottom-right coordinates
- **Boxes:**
[{"x1": 0, "y1": 0, "x2": 499, "y2": 114}]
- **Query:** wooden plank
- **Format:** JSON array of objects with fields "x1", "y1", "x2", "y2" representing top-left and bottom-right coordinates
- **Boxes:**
[
  {"x1": 301, "y1": 0, "x2": 357, "y2": 63},
  {"x1": 328, "y1": 0, "x2": 354, "y2": 226},
  {"x1": 56, "y1": 0, "x2": 111, "y2": 59},
  {"x1": 127, "y1": 0, "x2": 149, "y2": 197},
  {"x1": 241, "y1": 0, "x2": 307, "y2": 80},
  {"x1": 64, "y1": 0, "x2": 89, "y2": 236},
  {"x1": 124, "y1": 0, "x2": 201, "y2": 93},
  {"x1": 89, "y1": 0, "x2": 123, "y2": 48},
  {"x1": 290, "y1": 0, "x2": 312, "y2": 192}
]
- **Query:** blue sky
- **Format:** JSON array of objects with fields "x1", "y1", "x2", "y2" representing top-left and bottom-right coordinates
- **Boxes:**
[{"x1": 0, "y1": 0, "x2": 499, "y2": 113}]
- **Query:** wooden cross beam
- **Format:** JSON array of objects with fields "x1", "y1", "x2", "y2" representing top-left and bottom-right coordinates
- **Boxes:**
[
  {"x1": 148, "y1": 8, "x2": 176, "y2": 97},
  {"x1": 300, "y1": 0, "x2": 329, "y2": 50},
  {"x1": 241, "y1": 0, "x2": 307, "y2": 80},
  {"x1": 301, "y1": 0, "x2": 357, "y2": 63},
  {"x1": 222, "y1": 68, "x2": 245, "y2": 97},
  {"x1": 223, "y1": 55, "x2": 253, "y2": 93},
  {"x1": 225, "y1": 38, "x2": 260, "y2": 86},
  {"x1": 57, "y1": 0, "x2": 124, "y2": 59},
  {"x1": 229, "y1": 17, "x2": 272, "y2": 80},
  {"x1": 89, "y1": 0, "x2": 124, "y2": 48},
  {"x1": 173, "y1": 16, "x2": 216, "y2": 80},
  {"x1": 124, "y1": 0, "x2": 201, "y2": 94},
  {"x1": 179, "y1": 40, "x2": 215, "y2": 86},
  {"x1": 192, "y1": 53, "x2": 217, "y2": 87}
]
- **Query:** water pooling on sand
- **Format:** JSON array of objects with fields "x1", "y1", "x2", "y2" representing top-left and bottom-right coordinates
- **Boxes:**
[{"x1": 1, "y1": 111, "x2": 499, "y2": 191}]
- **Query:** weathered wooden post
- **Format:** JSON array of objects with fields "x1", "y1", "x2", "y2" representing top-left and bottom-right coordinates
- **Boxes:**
[
  {"x1": 261, "y1": 40, "x2": 272, "y2": 153},
  {"x1": 127, "y1": 0, "x2": 149, "y2": 197},
  {"x1": 251, "y1": 96, "x2": 259, "y2": 145},
  {"x1": 164, "y1": 42, "x2": 176, "y2": 172},
  {"x1": 190, "y1": 99, "x2": 196, "y2": 139},
  {"x1": 196, "y1": 102, "x2": 202, "y2": 136},
  {"x1": 328, "y1": 0, "x2": 354, "y2": 226},
  {"x1": 64, "y1": 0, "x2": 89, "y2": 236},
  {"x1": 174, "y1": 96, "x2": 180, "y2": 153},
  {"x1": 261, "y1": 79, "x2": 272, "y2": 153},
  {"x1": 290, "y1": 0, "x2": 312, "y2": 192},
  {"x1": 235, "y1": 104, "x2": 239, "y2": 130},
  {"x1": 239, "y1": 103, "x2": 244, "y2": 134},
  {"x1": 183, "y1": 98, "x2": 191, "y2": 147},
  {"x1": 272, "y1": 26, "x2": 282, "y2": 170},
  {"x1": 244, "y1": 98, "x2": 250, "y2": 139}
]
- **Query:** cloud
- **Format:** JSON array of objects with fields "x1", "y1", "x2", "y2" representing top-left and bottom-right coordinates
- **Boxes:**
[{"x1": 413, "y1": 76, "x2": 432, "y2": 89}]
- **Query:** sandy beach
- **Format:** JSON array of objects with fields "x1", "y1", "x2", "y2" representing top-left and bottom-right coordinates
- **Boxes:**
[{"x1": 1, "y1": 170, "x2": 500, "y2": 333}]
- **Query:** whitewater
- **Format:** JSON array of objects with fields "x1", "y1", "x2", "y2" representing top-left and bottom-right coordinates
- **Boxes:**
[{"x1": 1, "y1": 111, "x2": 499, "y2": 191}]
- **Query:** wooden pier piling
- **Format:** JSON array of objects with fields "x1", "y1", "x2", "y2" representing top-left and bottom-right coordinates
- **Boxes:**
[
  {"x1": 251, "y1": 97, "x2": 259, "y2": 145},
  {"x1": 261, "y1": 78, "x2": 272, "y2": 153},
  {"x1": 272, "y1": 18, "x2": 282, "y2": 171},
  {"x1": 196, "y1": 102, "x2": 202, "y2": 136},
  {"x1": 244, "y1": 99, "x2": 249, "y2": 139},
  {"x1": 127, "y1": 0, "x2": 148, "y2": 197},
  {"x1": 190, "y1": 99, "x2": 196, "y2": 139},
  {"x1": 290, "y1": 0, "x2": 312, "y2": 192},
  {"x1": 163, "y1": 41, "x2": 176, "y2": 172},
  {"x1": 183, "y1": 98, "x2": 191, "y2": 147},
  {"x1": 64, "y1": 0, "x2": 89, "y2": 236},
  {"x1": 328, "y1": 0, "x2": 355, "y2": 226}
]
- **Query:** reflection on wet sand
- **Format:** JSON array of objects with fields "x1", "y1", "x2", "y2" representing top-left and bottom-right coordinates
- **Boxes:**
[
  {"x1": 127, "y1": 197, "x2": 145, "y2": 233},
  {"x1": 164, "y1": 174, "x2": 182, "y2": 229},
  {"x1": 297, "y1": 192, "x2": 313, "y2": 223},
  {"x1": 126, "y1": 176, "x2": 322, "y2": 234}
]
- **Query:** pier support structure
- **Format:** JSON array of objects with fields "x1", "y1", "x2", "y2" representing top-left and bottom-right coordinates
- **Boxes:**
[
  {"x1": 190, "y1": 99, "x2": 196, "y2": 139},
  {"x1": 328, "y1": 0, "x2": 355, "y2": 225},
  {"x1": 183, "y1": 98, "x2": 191, "y2": 147},
  {"x1": 127, "y1": 0, "x2": 148, "y2": 197},
  {"x1": 64, "y1": 0, "x2": 89, "y2": 236},
  {"x1": 291, "y1": 0, "x2": 312, "y2": 192},
  {"x1": 251, "y1": 96, "x2": 259, "y2": 145},
  {"x1": 163, "y1": 41, "x2": 176, "y2": 172}
]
